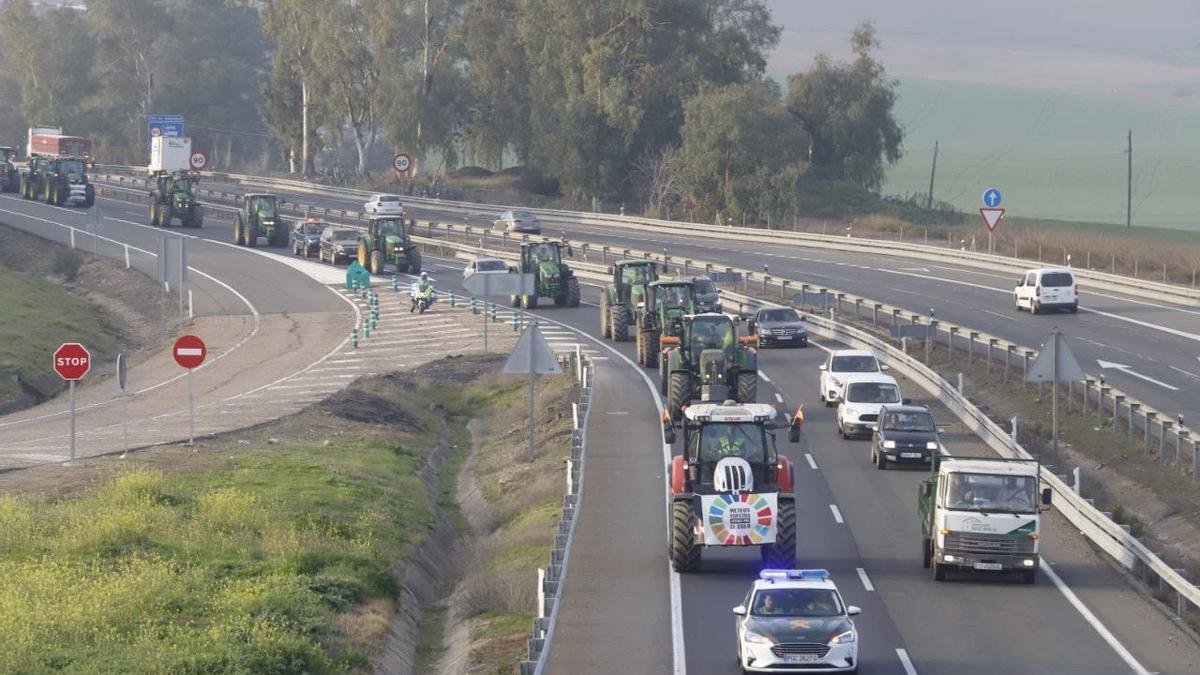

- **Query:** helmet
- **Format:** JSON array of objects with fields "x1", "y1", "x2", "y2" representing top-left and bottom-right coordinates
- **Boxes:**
[{"x1": 420, "y1": 272, "x2": 428, "y2": 280}]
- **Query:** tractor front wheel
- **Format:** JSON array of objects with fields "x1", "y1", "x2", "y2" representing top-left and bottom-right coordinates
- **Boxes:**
[
  {"x1": 358, "y1": 242, "x2": 369, "y2": 268},
  {"x1": 670, "y1": 500, "x2": 701, "y2": 573},
  {"x1": 610, "y1": 305, "x2": 629, "y2": 342},
  {"x1": 668, "y1": 371, "x2": 691, "y2": 422},
  {"x1": 369, "y1": 249, "x2": 384, "y2": 276},
  {"x1": 761, "y1": 499, "x2": 796, "y2": 568},
  {"x1": 521, "y1": 294, "x2": 537, "y2": 310},
  {"x1": 735, "y1": 370, "x2": 758, "y2": 404},
  {"x1": 233, "y1": 214, "x2": 242, "y2": 245},
  {"x1": 83, "y1": 184, "x2": 95, "y2": 208},
  {"x1": 565, "y1": 277, "x2": 580, "y2": 308}
]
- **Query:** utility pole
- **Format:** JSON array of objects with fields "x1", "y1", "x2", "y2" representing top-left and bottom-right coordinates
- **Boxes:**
[
  {"x1": 926, "y1": 140, "x2": 939, "y2": 210},
  {"x1": 1126, "y1": 129, "x2": 1132, "y2": 228}
]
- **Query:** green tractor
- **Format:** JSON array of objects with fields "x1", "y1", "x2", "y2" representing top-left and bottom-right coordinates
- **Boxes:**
[
  {"x1": 660, "y1": 313, "x2": 758, "y2": 421},
  {"x1": 149, "y1": 171, "x2": 203, "y2": 228},
  {"x1": 600, "y1": 259, "x2": 659, "y2": 342},
  {"x1": 635, "y1": 278, "x2": 697, "y2": 369},
  {"x1": 20, "y1": 155, "x2": 51, "y2": 200},
  {"x1": 233, "y1": 193, "x2": 287, "y2": 247},
  {"x1": 39, "y1": 156, "x2": 94, "y2": 207},
  {"x1": 0, "y1": 146, "x2": 18, "y2": 193},
  {"x1": 357, "y1": 215, "x2": 421, "y2": 275},
  {"x1": 509, "y1": 241, "x2": 581, "y2": 309}
]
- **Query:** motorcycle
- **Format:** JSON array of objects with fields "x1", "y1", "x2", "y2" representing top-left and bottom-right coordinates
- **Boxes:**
[{"x1": 411, "y1": 282, "x2": 437, "y2": 314}]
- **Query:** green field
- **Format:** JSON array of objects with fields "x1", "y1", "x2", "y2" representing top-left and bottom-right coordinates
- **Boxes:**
[{"x1": 884, "y1": 77, "x2": 1200, "y2": 231}]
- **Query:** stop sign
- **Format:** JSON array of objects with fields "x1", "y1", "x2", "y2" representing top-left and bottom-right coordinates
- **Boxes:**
[
  {"x1": 173, "y1": 335, "x2": 207, "y2": 369},
  {"x1": 53, "y1": 343, "x2": 91, "y2": 381}
]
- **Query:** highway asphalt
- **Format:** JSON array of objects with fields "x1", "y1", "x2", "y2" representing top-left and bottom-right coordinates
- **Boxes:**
[{"x1": 32, "y1": 181, "x2": 1200, "y2": 673}]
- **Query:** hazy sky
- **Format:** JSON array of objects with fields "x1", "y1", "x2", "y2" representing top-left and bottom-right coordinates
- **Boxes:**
[{"x1": 766, "y1": 1, "x2": 1200, "y2": 101}]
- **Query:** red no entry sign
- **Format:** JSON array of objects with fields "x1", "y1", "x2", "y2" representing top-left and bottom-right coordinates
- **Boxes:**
[
  {"x1": 53, "y1": 343, "x2": 91, "y2": 381},
  {"x1": 173, "y1": 335, "x2": 207, "y2": 369}
]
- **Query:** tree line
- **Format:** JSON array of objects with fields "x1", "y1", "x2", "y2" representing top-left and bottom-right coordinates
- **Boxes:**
[{"x1": 0, "y1": 0, "x2": 905, "y2": 224}]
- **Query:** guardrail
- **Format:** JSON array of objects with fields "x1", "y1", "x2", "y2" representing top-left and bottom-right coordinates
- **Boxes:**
[
  {"x1": 94, "y1": 163, "x2": 1200, "y2": 306},
  {"x1": 520, "y1": 354, "x2": 595, "y2": 675}
]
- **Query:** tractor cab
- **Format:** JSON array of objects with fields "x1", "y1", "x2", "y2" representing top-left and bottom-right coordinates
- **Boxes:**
[
  {"x1": 610, "y1": 260, "x2": 658, "y2": 305},
  {"x1": 369, "y1": 216, "x2": 408, "y2": 242},
  {"x1": 662, "y1": 314, "x2": 758, "y2": 419},
  {"x1": 245, "y1": 193, "x2": 277, "y2": 220},
  {"x1": 524, "y1": 241, "x2": 569, "y2": 267},
  {"x1": 664, "y1": 401, "x2": 803, "y2": 572},
  {"x1": 0, "y1": 146, "x2": 13, "y2": 164},
  {"x1": 511, "y1": 241, "x2": 580, "y2": 309}
]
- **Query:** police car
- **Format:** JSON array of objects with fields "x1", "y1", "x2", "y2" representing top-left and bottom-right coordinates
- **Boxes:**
[{"x1": 733, "y1": 569, "x2": 860, "y2": 673}]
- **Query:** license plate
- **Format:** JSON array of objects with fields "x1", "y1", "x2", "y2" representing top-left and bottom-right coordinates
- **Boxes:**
[
  {"x1": 974, "y1": 562, "x2": 1003, "y2": 571},
  {"x1": 776, "y1": 335, "x2": 793, "y2": 340},
  {"x1": 782, "y1": 654, "x2": 821, "y2": 664},
  {"x1": 900, "y1": 452, "x2": 923, "y2": 459}
]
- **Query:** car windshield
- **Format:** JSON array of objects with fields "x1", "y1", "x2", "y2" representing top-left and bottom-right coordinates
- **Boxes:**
[
  {"x1": 531, "y1": 244, "x2": 559, "y2": 264},
  {"x1": 1041, "y1": 272, "x2": 1073, "y2": 287},
  {"x1": 657, "y1": 285, "x2": 692, "y2": 308},
  {"x1": 884, "y1": 411, "x2": 935, "y2": 432},
  {"x1": 751, "y1": 589, "x2": 843, "y2": 617},
  {"x1": 831, "y1": 355, "x2": 878, "y2": 373},
  {"x1": 761, "y1": 309, "x2": 798, "y2": 322},
  {"x1": 946, "y1": 473, "x2": 1037, "y2": 514},
  {"x1": 515, "y1": 211, "x2": 536, "y2": 221},
  {"x1": 376, "y1": 219, "x2": 404, "y2": 237},
  {"x1": 692, "y1": 278, "x2": 715, "y2": 294},
  {"x1": 334, "y1": 229, "x2": 358, "y2": 241},
  {"x1": 59, "y1": 160, "x2": 85, "y2": 175},
  {"x1": 690, "y1": 316, "x2": 734, "y2": 353},
  {"x1": 846, "y1": 382, "x2": 899, "y2": 404},
  {"x1": 475, "y1": 259, "x2": 507, "y2": 272},
  {"x1": 378, "y1": 196, "x2": 400, "y2": 203}
]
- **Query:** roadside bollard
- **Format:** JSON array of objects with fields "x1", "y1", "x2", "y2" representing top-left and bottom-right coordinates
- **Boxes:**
[
  {"x1": 987, "y1": 338, "x2": 998, "y2": 375},
  {"x1": 491, "y1": 304, "x2": 498, "y2": 322},
  {"x1": 1003, "y1": 346, "x2": 1013, "y2": 383},
  {"x1": 1099, "y1": 386, "x2": 1110, "y2": 427},
  {"x1": 448, "y1": 290, "x2": 456, "y2": 307},
  {"x1": 1145, "y1": 412, "x2": 1157, "y2": 455},
  {"x1": 392, "y1": 274, "x2": 399, "y2": 291},
  {"x1": 352, "y1": 327, "x2": 358, "y2": 349},
  {"x1": 1113, "y1": 395, "x2": 1124, "y2": 433},
  {"x1": 1160, "y1": 420, "x2": 1173, "y2": 462},
  {"x1": 470, "y1": 296, "x2": 478, "y2": 314},
  {"x1": 511, "y1": 312, "x2": 519, "y2": 332},
  {"x1": 364, "y1": 323, "x2": 371, "y2": 339},
  {"x1": 1128, "y1": 403, "x2": 1140, "y2": 440}
]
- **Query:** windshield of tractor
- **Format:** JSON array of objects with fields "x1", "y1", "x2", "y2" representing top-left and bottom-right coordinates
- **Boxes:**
[
  {"x1": 657, "y1": 284, "x2": 693, "y2": 309},
  {"x1": 530, "y1": 243, "x2": 560, "y2": 265},
  {"x1": 250, "y1": 196, "x2": 276, "y2": 216},
  {"x1": 172, "y1": 177, "x2": 193, "y2": 192},
  {"x1": 376, "y1": 219, "x2": 405, "y2": 238},
  {"x1": 0, "y1": 148, "x2": 11, "y2": 162},
  {"x1": 946, "y1": 473, "x2": 1037, "y2": 514},
  {"x1": 692, "y1": 422, "x2": 769, "y2": 484},
  {"x1": 58, "y1": 159, "x2": 85, "y2": 175},
  {"x1": 621, "y1": 264, "x2": 652, "y2": 286},
  {"x1": 690, "y1": 316, "x2": 734, "y2": 356}
]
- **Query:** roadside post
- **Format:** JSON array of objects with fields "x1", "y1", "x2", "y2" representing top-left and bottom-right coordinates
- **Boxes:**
[
  {"x1": 1026, "y1": 328, "x2": 1085, "y2": 462},
  {"x1": 117, "y1": 353, "x2": 128, "y2": 458},
  {"x1": 173, "y1": 335, "x2": 207, "y2": 445},
  {"x1": 53, "y1": 343, "x2": 91, "y2": 465},
  {"x1": 464, "y1": 271, "x2": 534, "y2": 353},
  {"x1": 503, "y1": 322, "x2": 562, "y2": 462}
]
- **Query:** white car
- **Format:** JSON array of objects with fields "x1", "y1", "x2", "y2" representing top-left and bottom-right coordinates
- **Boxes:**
[
  {"x1": 363, "y1": 194, "x2": 405, "y2": 216},
  {"x1": 733, "y1": 569, "x2": 861, "y2": 673},
  {"x1": 1014, "y1": 267, "x2": 1078, "y2": 314},
  {"x1": 837, "y1": 373, "x2": 902, "y2": 439},
  {"x1": 463, "y1": 256, "x2": 510, "y2": 280},
  {"x1": 818, "y1": 350, "x2": 887, "y2": 406}
]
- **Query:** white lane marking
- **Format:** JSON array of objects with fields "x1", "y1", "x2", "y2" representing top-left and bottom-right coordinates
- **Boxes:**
[
  {"x1": 1095, "y1": 360, "x2": 1179, "y2": 391},
  {"x1": 805, "y1": 453, "x2": 818, "y2": 470},
  {"x1": 856, "y1": 567, "x2": 874, "y2": 592},
  {"x1": 1040, "y1": 561, "x2": 1152, "y2": 675},
  {"x1": 829, "y1": 504, "x2": 844, "y2": 524},
  {"x1": 809, "y1": 338, "x2": 833, "y2": 354},
  {"x1": 981, "y1": 309, "x2": 1019, "y2": 323},
  {"x1": 896, "y1": 648, "x2": 919, "y2": 675},
  {"x1": 1170, "y1": 365, "x2": 1200, "y2": 381},
  {"x1": 759, "y1": 371, "x2": 772, "y2": 383},
  {"x1": 774, "y1": 392, "x2": 784, "y2": 403}
]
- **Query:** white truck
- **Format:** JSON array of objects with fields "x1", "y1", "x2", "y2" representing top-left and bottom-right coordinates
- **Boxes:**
[
  {"x1": 920, "y1": 456, "x2": 1051, "y2": 584},
  {"x1": 149, "y1": 136, "x2": 192, "y2": 174}
]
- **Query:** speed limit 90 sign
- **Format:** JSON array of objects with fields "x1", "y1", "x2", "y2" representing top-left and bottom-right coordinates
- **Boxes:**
[
  {"x1": 189, "y1": 150, "x2": 208, "y2": 171},
  {"x1": 393, "y1": 153, "x2": 411, "y2": 174}
]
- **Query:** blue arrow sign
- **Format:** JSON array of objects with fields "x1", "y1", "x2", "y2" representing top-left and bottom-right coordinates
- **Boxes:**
[{"x1": 982, "y1": 188, "x2": 1002, "y2": 207}]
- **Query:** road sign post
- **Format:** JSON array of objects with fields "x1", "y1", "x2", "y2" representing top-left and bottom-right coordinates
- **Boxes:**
[
  {"x1": 464, "y1": 272, "x2": 536, "y2": 353},
  {"x1": 1026, "y1": 329, "x2": 1085, "y2": 461},
  {"x1": 503, "y1": 323, "x2": 562, "y2": 462},
  {"x1": 980, "y1": 208, "x2": 1004, "y2": 255},
  {"x1": 53, "y1": 343, "x2": 91, "y2": 465},
  {"x1": 173, "y1": 335, "x2": 207, "y2": 445},
  {"x1": 117, "y1": 353, "x2": 128, "y2": 458}
]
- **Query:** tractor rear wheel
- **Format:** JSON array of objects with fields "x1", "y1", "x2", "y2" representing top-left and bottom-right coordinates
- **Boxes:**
[
  {"x1": 565, "y1": 277, "x2": 580, "y2": 307},
  {"x1": 369, "y1": 249, "x2": 384, "y2": 275},
  {"x1": 611, "y1": 305, "x2": 629, "y2": 342},
  {"x1": 668, "y1": 371, "x2": 691, "y2": 421},
  {"x1": 735, "y1": 370, "x2": 758, "y2": 403},
  {"x1": 233, "y1": 214, "x2": 243, "y2": 245},
  {"x1": 358, "y1": 242, "x2": 369, "y2": 268},
  {"x1": 761, "y1": 499, "x2": 797, "y2": 568},
  {"x1": 659, "y1": 354, "x2": 669, "y2": 395},
  {"x1": 521, "y1": 293, "x2": 537, "y2": 309},
  {"x1": 149, "y1": 203, "x2": 159, "y2": 227},
  {"x1": 408, "y1": 248, "x2": 422, "y2": 274},
  {"x1": 670, "y1": 500, "x2": 701, "y2": 573}
]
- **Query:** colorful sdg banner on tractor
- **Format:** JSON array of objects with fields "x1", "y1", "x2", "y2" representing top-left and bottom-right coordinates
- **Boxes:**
[{"x1": 702, "y1": 493, "x2": 778, "y2": 545}]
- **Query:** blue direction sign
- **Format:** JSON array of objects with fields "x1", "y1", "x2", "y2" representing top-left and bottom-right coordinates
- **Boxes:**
[
  {"x1": 982, "y1": 187, "x2": 1002, "y2": 208},
  {"x1": 147, "y1": 114, "x2": 185, "y2": 152}
]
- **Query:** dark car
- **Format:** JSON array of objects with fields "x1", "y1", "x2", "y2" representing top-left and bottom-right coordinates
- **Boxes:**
[
  {"x1": 291, "y1": 218, "x2": 326, "y2": 258},
  {"x1": 748, "y1": 307, "x2": 808, "y2": 348},
  {"x1": 690, "y1": 276, "x2": 721, "y2": 313},
  {"x1": 870, "y1": 405, "x2": 940, "y2": 469},
  {"x1": 318, "y1": 226, "x2": 361, "y2": 265}
]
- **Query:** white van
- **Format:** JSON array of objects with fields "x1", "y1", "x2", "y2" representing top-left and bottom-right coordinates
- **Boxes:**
[
  {"x1": 836, "y1": 373, "x2": 902, "y2": 439},
  {"x1": 1013, "y1": 268, "x2": 1078, "y2": 314}
]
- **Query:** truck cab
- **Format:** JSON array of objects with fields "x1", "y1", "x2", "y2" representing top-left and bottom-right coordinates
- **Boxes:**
[{"x1": 920, "y1": 457, "x2": 1051, "y2": 583}]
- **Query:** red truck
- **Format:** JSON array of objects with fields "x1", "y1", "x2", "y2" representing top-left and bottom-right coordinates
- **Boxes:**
[{"x1": 26, "y1": 127, "x2": 92, "y2": 160}]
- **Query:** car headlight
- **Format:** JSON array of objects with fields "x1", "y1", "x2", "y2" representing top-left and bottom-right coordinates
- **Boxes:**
[
  {"x1": 926, "y1": 441, "x2": 939, "y2": 450},
  {"x1": 829, "y1": 630, "x2": 855, "y2": 645},
  {"x1": 882, "y1": 440, "x2": 896, "y2": 449},
  {"x1": 844, "y1": 409, "x2": 859, "y2": 420},
  {"x1": 336, "y1": 245, "x2": 345, "y2": 253},
  {"x1": 830, "y1": 377, "x2": 842, "y2": 387},
  {"x1": 743, "y1": 631, "x2": 771, "y2": 645}
]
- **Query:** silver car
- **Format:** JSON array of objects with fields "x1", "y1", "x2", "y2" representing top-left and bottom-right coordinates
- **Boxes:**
[{"x1": 494, "y1": 210, "x2": 541, "y2": 234}]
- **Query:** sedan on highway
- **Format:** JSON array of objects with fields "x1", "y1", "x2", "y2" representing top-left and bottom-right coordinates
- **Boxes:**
[
  {"x1": 819, "y1": 350, "x2": 888, "y2": 406},
  {"x1": 748, "y1": 307, "x2": 808, "y2": 348},
  {"x1": 871, "y1": 404, "x2": 939, "y2": 469},
  {"x1": 836, "y1": 373, "x2": 902, "y2": 439},
  {"x1": 291, "y1": 218, "x2": 326, "y2": 258},
  {"x1": 318, "y1": 226, "x2": 361, "y2": 265},
  {"x1": 691, "y1": 276, "x2": 722, "y2": 314},
  {"x1": 734, "y1": 569, "x2": 860, "y2": 673},
  {"x1": 494, "y1": 209, "x2": 541, "y2": 234},
  {"x1": 463, "y1": 256, "x2": 510, "y2": 280},
  {"x1": 363, "y1": 194, "x2": 405, "y2": 216}
]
